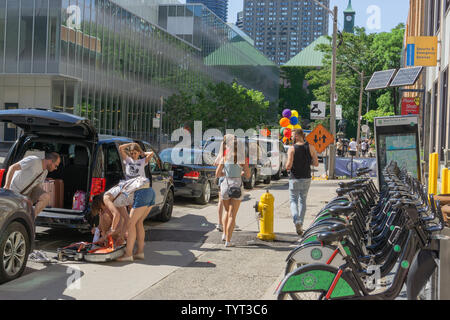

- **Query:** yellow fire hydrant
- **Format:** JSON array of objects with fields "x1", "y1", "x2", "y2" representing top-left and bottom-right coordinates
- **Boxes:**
[{"x1": 254, "y1": 190, "x2": 275, "y2": 241}]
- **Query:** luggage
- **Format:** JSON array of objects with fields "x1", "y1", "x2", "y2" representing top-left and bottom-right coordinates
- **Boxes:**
[
  {"x1": 57, "y1": 236, "x2": 125, "y2": 263},
  {"x1": 43, "y1": 179, "x2": 64, "y2": 208}
]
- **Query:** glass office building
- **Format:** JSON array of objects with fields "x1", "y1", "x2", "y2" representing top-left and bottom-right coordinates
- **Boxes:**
[{"x1": 0, "y1": 0, "x2": 279, "y2": 145}]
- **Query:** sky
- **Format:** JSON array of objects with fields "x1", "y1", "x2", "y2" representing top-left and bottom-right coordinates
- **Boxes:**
[{"x1": 222, "y1": 0, "x2": 410, "y2": 34}]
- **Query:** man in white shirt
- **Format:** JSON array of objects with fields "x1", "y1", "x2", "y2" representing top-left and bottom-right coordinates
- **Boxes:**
[
  {"x1": 4, "y1": 152, "x2": 61, "y2": 218},
  {"x1": 349, "y1": 138, "x2": 358, "y2": 157}
]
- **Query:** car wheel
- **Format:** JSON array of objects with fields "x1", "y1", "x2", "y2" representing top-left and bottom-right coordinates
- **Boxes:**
[
  {"x1": 263, "y1": 174, "x2": 271, "y2": 184},
  {"x1": 195, "y1": 181, "x2": 211, "y2": 205},
  {"x1": 273, "y1": 166, "x2": 281, "y2": 180},
  {"x1": 244, "y1": 170, "x2": 257, "y2": 189},
  {"x1": 157, "y1": 189, "x2": 174, "y2": 222},
  {"x1": 0, "y1": 222, "x2": 30, "y2": 284}
]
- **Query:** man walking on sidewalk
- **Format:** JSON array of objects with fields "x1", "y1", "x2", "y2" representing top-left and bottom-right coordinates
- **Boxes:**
[{"x1": 286, "y1": 129, "x2": 319, "y2": 236}]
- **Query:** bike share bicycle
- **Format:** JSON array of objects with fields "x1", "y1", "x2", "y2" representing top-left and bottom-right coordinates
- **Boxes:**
[{"x1": 277, "y1": 162, "x2": 444, "y2": 300}]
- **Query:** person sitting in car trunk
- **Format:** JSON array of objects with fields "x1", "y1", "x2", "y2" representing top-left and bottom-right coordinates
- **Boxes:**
[
  {"x1": 4, "y1": 152, "x2": 61, "y2": 218},
  {"x1": 91, "y1": 193, "x2": 129, "y2": 247}
]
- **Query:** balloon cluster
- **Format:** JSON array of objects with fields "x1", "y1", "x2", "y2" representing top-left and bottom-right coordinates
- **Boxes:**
[{"x1": 279, "y1": 109, "x2": 302, "y2": 144}]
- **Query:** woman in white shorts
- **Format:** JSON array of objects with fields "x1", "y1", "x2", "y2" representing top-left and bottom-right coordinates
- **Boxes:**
[{"x1": 215, "y1": 134, "x2": 250, "y2": 247}]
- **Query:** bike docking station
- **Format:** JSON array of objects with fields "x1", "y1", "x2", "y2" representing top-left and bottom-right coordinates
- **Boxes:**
[{"x1": 372, "y1": 115, "x2": 450, "y2": 300}]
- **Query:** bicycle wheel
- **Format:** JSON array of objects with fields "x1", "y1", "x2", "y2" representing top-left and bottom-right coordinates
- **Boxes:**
[
  {"x1": 277, "y1": 264, "x2": 360, "y2": 300},
  {"x1": 285, "y1": 243, "x2": 346, "y2": 275}
]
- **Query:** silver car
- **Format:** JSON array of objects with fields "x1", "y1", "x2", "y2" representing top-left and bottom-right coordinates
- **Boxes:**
[{"x1": 0, "y1": 188, "x2": 35, "y2": 284}]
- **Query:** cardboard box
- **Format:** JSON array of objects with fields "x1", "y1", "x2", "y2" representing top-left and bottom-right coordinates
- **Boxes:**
[{"x1": 43, "y1": 179, "x2": 64, "y2": 208}]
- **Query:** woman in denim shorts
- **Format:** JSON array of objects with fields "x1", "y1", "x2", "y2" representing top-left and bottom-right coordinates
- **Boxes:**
[
  {"x1": 117, "y1": 187, "x2": 155, "y2": 262},
  {"x1": 215, "y1": 135, "x2": 250, "y2": 247}
]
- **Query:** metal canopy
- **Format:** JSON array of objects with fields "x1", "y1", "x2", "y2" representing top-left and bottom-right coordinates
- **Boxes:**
[
  {"x1": 389, "y1": 66, "x2": 424, "y2": 87},
  {"x1": 365, "y1": 69, "x2": 397, "y2": 91}
]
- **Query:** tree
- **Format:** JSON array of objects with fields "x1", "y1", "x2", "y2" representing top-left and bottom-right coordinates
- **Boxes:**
[
  {"x1": 305, "y1": 24, "x2": 405, "y2": 138},
  {"x1": 278, "y1": 67, "x2": 317, "y2": 127},
  {"x1": 163, "y1": 81, "x2": 270, "y2": 131}
]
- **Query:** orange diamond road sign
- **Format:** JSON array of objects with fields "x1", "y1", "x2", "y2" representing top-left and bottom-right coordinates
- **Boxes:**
[{"x1": 306, "y1": 124, "x2": 334, "y2": 154}]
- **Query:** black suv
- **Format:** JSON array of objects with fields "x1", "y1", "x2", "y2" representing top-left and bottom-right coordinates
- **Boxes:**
[{"x1": 0, "y1": 109, "x2": 174, "y2": 232}]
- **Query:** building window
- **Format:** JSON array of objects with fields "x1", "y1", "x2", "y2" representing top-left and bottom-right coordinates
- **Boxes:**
[
  {"x1": 429, "y1": 0, "x2": 436, "y2": 35},
  {"x1": 443, "y1": 69, "x2": 449, "y2": 155},
  {"x1": 436, "y1": 0, "x2": 441, "y2": 32}
]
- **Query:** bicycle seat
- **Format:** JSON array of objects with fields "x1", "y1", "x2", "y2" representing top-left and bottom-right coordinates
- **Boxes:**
[
  {"x1": 328, "y1": 203, "x2": 356, "y2": 216},
  {"x1": 326, "y1": 223, "x2": 347, "y2": 232},
  {"x1": 336, "y1": 188, "x2": 351, "y2": 196},
  {"x1": 317, "y1": 229, "x2": 350, "y2": 244},
  {"x1": 339, "y1": 181, "x2": 355, "y2": 188}
]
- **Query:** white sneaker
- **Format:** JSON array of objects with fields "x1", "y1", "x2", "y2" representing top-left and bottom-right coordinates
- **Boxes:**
[
  {"x1": 222, "y1": 233, "x2": 226, "y2": 242},
  {"x1": 225, "y1": 241, "x2": 235, "y2": 247},
  {"x1": 216, "y1": 224, "x2": 223, "y2": 232}
]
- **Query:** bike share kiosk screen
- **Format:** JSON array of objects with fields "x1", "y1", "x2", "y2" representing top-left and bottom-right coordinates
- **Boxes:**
[{"x1": 374, "y1": 115, "x2": 421, "y2": 188}]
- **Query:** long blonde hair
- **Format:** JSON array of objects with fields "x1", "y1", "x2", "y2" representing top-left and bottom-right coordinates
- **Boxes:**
[{"x1": 221, "y1": 134, "x2": 245, "y2": 164}]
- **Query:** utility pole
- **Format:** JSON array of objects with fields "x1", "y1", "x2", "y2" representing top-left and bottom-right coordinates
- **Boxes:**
[
  {"x1": 308, "y1": 1, "x2": 338, "y2": 179},
  {"x1": 356, "y1": 71, "x2": 364, "y2": 157},
  {"x1": 159, "y1": 96, "x2": 163, "y2": 152},
  {"x1": 328, "y1": 6, "x2": 338, "y2": 179}
]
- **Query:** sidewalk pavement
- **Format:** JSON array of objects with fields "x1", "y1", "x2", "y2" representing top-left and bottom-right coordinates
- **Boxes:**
[{"x1": 0, "y1": 162, "x2": 347, "y2": 300}]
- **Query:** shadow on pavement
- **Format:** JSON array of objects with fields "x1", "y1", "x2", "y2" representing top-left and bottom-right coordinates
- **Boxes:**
[{"x1": 0, "y1": 263, "x2": 83, "y2": 300}]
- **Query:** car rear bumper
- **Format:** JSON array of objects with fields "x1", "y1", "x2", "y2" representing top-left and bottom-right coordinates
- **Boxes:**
[
  {"x1": 35, "y1": 210, "x2": 90, "y2": 231},
  {"x1": 173, "y1": 180, "x2": 204, "y2": 198}
]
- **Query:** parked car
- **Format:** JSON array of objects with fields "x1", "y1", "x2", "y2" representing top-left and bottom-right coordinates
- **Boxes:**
[
  {"x1": 203, "y1": 137, "x2": 272, "y2": 189},
  {"x1": 0, "y1": 108, "x2": 175, "y2": 232},
  {"x1": 0, "y1": 189, "x2": 35, "y2": 284},
  {"x1": 251, "y1": 137, "x2": 288, "y2": 180},
  {"x1": 159, "y1": 148, "x2": 219, "y2": 205}
]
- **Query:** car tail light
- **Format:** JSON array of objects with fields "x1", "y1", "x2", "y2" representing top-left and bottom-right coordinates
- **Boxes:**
[
  {"x1": 184, "y1": 171, "x2": 200, "y2": 180},
  {"x1": 90, "y1": 177, "x2": 106, "y2": 201},
  {"x1": 0, "y1": 169, "x2": 5, "y2": 186}
]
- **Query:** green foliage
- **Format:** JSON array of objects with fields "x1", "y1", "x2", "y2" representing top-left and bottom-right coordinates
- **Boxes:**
[
  {"x1": 303, "y1": 24, "x2": 405, "y2": 138},
  {"x1": 279, "y1": 67, "x2": 317, "y2": 124},
  {"x1": 164, "y1": 81, "x2": 270, "y2": 131}
]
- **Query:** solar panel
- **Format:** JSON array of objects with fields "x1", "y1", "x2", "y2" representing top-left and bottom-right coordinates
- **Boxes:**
[
  {"x1": 365, "y1": 69, "x2": 397, "y2": 91},
  {"x1": 389, "y1": 67, "x2": 423, "y2": 87}
]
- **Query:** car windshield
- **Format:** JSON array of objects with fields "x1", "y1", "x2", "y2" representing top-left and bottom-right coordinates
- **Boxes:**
[{"x1": 160, "y1": 148, "x2": 206, "y2": 165}]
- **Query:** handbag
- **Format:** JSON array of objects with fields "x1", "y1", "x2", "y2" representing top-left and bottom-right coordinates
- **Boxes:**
[{"x1": 226, "y1": 176, "x2": 242, "y2": 199}]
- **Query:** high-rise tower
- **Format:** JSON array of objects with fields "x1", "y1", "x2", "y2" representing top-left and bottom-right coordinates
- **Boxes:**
[
  {"x1": 242, "y1": 0, "x2": 329, "y2": 65},
  {"x1": 186, "y1": 0, "x2": 228, "y2": 22}
]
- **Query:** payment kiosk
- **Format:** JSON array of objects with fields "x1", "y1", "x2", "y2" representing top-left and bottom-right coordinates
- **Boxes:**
[{"x1": 374, "y1": 115, "x2": 421, "y2": 188}]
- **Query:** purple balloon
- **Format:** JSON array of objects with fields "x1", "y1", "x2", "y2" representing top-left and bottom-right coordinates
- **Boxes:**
[{"x1": 282, "y1": 109, "x2": 292, "y2": 119}]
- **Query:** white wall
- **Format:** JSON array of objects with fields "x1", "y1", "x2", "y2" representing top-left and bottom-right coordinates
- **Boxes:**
[{"x1": 0, "y1": 76, "x2": 52, "y2": 141}]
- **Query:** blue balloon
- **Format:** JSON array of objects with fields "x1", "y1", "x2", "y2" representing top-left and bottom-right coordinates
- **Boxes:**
[{"x1": 290, "y1": 116, "x2": 299, "y2": 125}]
